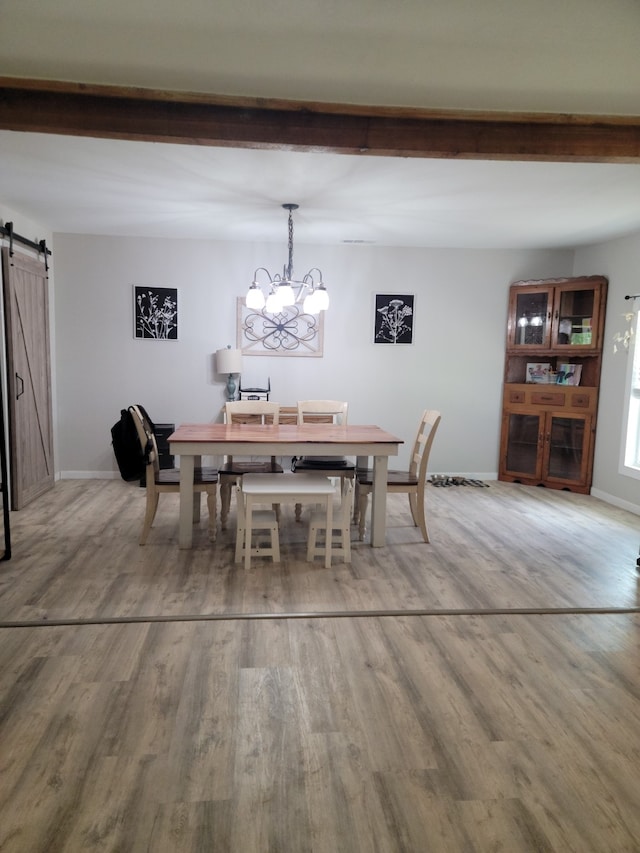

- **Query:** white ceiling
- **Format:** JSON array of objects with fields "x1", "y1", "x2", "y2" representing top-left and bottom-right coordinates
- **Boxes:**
[
  {"x1": 3, "y1": 130, "x2": 640, "y2": 250},
  {"x1": 2, "y1": 0, "x2": 640, "y2": 115},
  {"x1": 2, "y1": 0, "x2": 640, "y2": 250}
]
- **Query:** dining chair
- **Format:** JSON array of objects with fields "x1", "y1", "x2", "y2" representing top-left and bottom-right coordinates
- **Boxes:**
[
  {"x1": 239, "y1": 472, "x2": 336, "y2": 569},
  {"x1": 130, "y1": 404, "x2": 218, "y2": 544},
  {"x1": 218, "y1": 400, "x2": 283, "y2": 530},
  {"x1": 234, "y1": 483, "x2": 279, "y2": 565},
  {"x1": 307, "y1": 476, "x2": 354, "y2": 564},
  {"x1": 292, "y1": 399, "x2": 355, "y2": 521},
  {"x1": 354, "y1": 409, "x2": 441, "y2": 543}
]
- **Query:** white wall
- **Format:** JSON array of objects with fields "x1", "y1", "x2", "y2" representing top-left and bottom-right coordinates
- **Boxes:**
[
  {"x1": 574, "y1": 233, "x2": 640, "y2": 511},
  {"x1": 52, "y1": 232, "x2": 572, "y2": 477}
]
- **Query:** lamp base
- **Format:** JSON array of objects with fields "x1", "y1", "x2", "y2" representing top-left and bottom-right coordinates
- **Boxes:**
[{"x1": 226, "y1": 374, "x2": 237, "y2": 401}]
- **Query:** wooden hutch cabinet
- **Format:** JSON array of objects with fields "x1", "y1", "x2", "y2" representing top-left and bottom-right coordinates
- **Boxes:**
[{"x1": 498, "y1": 276, "x2": 608, "y2": 493}]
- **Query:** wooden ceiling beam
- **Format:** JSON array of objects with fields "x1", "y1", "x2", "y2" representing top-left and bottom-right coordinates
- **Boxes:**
[{"x1": 2, "y1": 77, "x2": 640, "y2": 163}]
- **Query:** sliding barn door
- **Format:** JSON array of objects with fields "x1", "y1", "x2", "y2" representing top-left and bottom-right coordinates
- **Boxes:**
[{"x1": 2, "y1": 248, "x2": 54, "y2": 508}]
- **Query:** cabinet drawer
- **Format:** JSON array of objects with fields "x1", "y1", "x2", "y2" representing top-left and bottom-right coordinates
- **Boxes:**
[
  {"x1": 503, "y1": 384, "x2": 597, "y2": 413},
  {"x1": 531, "y1": 390, "x2": 566, "y2": 406},
  {"x1": 570, "y1": 392, "x2": 591, "y2": 408}
]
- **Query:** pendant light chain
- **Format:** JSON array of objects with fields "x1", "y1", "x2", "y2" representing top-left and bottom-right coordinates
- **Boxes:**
[{"x1": 286, "y1": 204, "x2": 295, "y2": 280}]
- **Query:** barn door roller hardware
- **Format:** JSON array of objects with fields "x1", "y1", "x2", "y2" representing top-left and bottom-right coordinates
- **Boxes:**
[{"x1": 0, "y1": 221, "x2": 51, "y2": 270}]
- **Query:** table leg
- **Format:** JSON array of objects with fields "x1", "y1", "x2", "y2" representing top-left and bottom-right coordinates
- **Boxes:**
[
  {"x1": 324, "y1": 493, "x2": 333, "y2": 569},
  {"x1": 178, "y1": 455, "x2": 195, "y2": 549},
  {"x1": 192, "y1": 454, "x2": 202, "y2": 523},
  {"x1": 370, "y1": 455, "x2": 388, "y2": 547},
  {"x1": 244, "y1": 496, "x2": 253, "y2": 571}
]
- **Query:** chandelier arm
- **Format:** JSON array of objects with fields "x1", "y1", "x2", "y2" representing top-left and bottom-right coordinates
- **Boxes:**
[
  {"x1": 252, "y1": 267, "x2": 276, "y2": 285},
  {"x1": 302, "y1": 268, "x2": 324, "y2": 288}
]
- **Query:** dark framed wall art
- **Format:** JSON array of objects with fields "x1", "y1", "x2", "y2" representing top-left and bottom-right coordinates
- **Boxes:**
[
  {"x1": 374, "y1": 294, "x2": 414, "y2": 344},
  {"x1": 133, "y1": 286, "x2": 178, "y2": 340}
]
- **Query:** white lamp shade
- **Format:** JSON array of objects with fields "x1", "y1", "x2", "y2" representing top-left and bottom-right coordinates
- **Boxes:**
[
  {"x1": 314, "y1": 286, "x2": 329, "y2": 311},
  {"x1": 265, "y1": 290, "x2": 284, "y2": 313},
  {"x1": 303, "y1": 290, "x2": 319, "y2": 315},
  {"x1": 216, "y1": 347, "x2": 243, "y2": 375},
  {"x1": 277, "y1": 283, "x2": 295, "y2": 306}
]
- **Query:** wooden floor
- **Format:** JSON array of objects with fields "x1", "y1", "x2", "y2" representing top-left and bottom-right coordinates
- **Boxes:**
[{"x1": 0, "y1": 479, "x2": 639, "y2": 852}]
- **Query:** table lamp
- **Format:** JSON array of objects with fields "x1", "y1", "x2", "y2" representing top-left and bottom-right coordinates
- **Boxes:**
[{"x1": 216, "y1": 346, "x2": 243, "y2": 401}]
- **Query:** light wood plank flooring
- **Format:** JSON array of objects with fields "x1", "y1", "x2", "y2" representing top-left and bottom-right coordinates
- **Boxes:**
[{"x1": 0, "y1": 479, "x2": 639, "y2": 852}]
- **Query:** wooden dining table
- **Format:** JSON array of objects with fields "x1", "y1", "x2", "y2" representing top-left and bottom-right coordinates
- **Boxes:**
[{"x1": 169, "y1": 422, "x2": 403, "y2": 549}]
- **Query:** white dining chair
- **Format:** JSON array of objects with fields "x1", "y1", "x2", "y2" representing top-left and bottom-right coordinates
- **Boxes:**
[
  {"x1": 129, "y1": 404, "x2": 218, "y2": 544},
  {"x1": 354, "y1": 409, "x2": 441, "y2": 543},
  {"x1": 292, "y1": 399, "x2": 355, "y2": 521},
  {"x1": 218, "y1": 400, "x2": 283, "y2": 529}
]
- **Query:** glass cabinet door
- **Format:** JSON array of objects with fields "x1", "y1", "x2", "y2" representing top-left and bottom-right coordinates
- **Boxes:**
[
  {"x1": 503, "y1": 412, "x2": 543, "y2": 477},
  {"x1": 508, "y1": 287, "x2": 552, "y2": 348},
  {"x1": 545, "y1": 413, "x2": 589, "y2": 483},
  {"x1": 552, "y1": 284, "x2": 599, "y2": 348}
]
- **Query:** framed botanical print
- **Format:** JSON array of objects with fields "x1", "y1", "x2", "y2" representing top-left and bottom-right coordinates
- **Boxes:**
[
  {"x1": 374, "y1": 294, "x2": 414, "y2": 344},
  {"x1": 133, "y1": 286, "x2": 178, "y2": 340},
  {"x1": 236, "y1": 298, "x2": 324, "y2": 356}
]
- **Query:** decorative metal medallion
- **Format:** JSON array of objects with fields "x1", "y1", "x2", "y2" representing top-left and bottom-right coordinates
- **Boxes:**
[{"x1": 237, "y1": 298, "x2": 324, "y2": 357}]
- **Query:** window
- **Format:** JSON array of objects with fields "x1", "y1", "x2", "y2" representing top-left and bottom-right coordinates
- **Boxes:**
[{"x1": 622, "y1": 310, "x2": 640, "y2": 477}]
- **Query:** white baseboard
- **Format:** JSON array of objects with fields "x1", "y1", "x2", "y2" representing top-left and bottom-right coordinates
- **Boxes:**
[
  {"x1": 430, "y1": 472, "x2": 498, "y2": 481},
  {"x1": 590, "y1": 487, "x2": 640, "y2": 517},
  {"x1": 60, "y1": 471, "x2": 122, "y2": 480}
]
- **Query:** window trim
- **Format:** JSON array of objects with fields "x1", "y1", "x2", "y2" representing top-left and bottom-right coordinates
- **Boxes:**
[{"x1": 620, "y1": 309, "x2": 640, "y2": 479}]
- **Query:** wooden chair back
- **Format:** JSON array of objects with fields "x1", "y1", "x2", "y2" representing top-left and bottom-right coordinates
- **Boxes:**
[
  {"x1": 410, "y1": 409, "x2": 442, "y2": 489},
  {"x1": 224, "y1": 401, "x2": 280, "y2": 466},
  {"x1": 297, "y1": 400, "x2": 348, "y2": 425},
  {"x1": 130, "y1": 404, "x2": 159, "y2": 480},
  {"x1": 224, "y1": 400, "x2": 280, "y2": 425}
]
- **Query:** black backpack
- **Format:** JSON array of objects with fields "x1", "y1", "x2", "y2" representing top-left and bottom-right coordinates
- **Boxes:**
[{"x1": 111, "y1": 404, "x2": 155, "y2": 482}]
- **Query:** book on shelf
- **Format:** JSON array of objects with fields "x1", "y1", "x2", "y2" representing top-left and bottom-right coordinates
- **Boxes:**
[
  {"x1": 570, "y1": 318, "x2": 592, "y2": 345},
  {"x1": 526, "y1": 363, "x2": 552, "y2": 384},
  {"x1": 556, "y1": 363, "x2": 582, "y2": 386}
]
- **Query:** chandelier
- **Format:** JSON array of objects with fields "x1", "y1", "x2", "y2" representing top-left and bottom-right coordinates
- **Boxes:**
[{"x1": 245, "y1": 203, "x2": 329, "y2": 315}]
